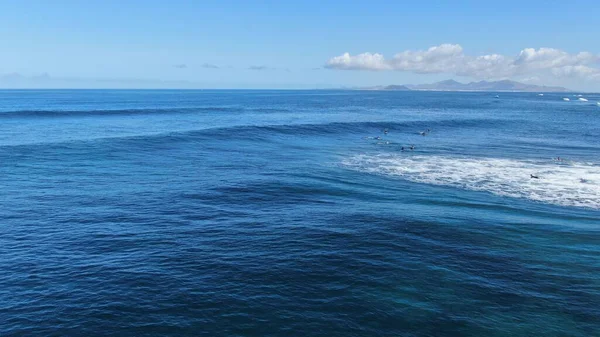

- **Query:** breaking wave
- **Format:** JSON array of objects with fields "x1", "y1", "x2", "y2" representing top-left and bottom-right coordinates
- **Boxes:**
[{"x1": 343, "y1": 154, "x2": 600, "y2": 209}]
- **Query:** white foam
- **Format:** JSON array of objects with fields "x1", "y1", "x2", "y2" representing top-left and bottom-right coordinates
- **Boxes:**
[
  {"x1": 563, "y1": 97, "x2": 570, "y2": 101},
  {"x1": 578, "y1": 97, "x2": 588, "y2": 102},
  {"x1": 343, "y1": 154, "x2": 600, "y2": 209}
]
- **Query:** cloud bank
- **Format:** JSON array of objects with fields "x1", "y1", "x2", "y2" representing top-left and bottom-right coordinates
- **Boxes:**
[
  {"x1": 326, "y1": 44, "x2": 600, "y2": 81},
  {"x1": 248, "y1": 65, "x2": 270, "y2": 71},
  {"x1": 201, "y1": 63, "x2": 220, "y2": 69}
]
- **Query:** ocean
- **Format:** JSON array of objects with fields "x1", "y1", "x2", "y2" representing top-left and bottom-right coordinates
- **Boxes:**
[{"x1": 1, "y1": 89, "x2": 599, "y2": 336}]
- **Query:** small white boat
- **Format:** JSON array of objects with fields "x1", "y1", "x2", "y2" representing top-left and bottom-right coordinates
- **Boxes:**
[
  {"x1": 563, "y1": 98, "x2": 570, "y2": 101},
  {"x1": 578, "y1": 97, "x2": 588, "y2": 102}
]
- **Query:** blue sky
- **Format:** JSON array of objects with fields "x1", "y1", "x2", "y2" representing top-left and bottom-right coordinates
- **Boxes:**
[{"x1": 1, "y1": 0, "x2": 599, "y2": 90}]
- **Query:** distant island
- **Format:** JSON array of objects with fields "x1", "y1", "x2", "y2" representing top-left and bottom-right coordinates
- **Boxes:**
[{"x1": 362, "y1": 79, "x2": 570, "y2": 92}]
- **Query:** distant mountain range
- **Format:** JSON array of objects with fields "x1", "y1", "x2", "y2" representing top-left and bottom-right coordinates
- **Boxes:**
[{"x1": 363, "y1": 79, "x2": 570, "y2": 92}]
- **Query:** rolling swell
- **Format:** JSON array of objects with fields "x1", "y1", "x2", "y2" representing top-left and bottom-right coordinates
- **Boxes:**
[
  {"x1": 252, "y1": 118, "x2": 512, "y2": 135},
  {"x1": 0, "y1": 118, "x2": 516, "y2": 151},
  {"x1": 0, "y1": 106, "x2": 291, "y2": 118}
]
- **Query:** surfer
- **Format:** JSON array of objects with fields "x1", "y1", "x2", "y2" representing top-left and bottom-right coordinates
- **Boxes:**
[
  {"x1": 401, "y1": 146, "x2": 405, "y2": 151},
  {"x1": 384, "y1": 128, "x2": 389, "y2": 135},
  {"x1": 530, "y1": 174, "x2": 540, "y2": 179},
  {"x1": 409, "y1": 145, "x2": 415, "y2": 150}
]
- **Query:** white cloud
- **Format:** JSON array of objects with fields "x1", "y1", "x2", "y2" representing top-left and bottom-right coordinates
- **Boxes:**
[
  {"x1": 326, "y1": 44, "x2": 600, "y2": 81},
  {"x1": 390, "y1": 44, "x2": 465, "y2": 74},
  {"x1": 514, "y1": 48, "x2": 597, "y2": 69},
  {"x1": 520, "y1": 76, "x2": 541, "y2": 83},
  {"x1": 552, "y1": 65, "x2": 600, "y2": 80},
  {"x1": 326, "y1": 52, "x2": 390, "y2": 70}
]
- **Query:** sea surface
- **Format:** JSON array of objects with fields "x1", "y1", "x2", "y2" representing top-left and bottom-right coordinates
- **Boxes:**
[{"x1": 1, "y1": 90, "x2": 599, "y2": 337}]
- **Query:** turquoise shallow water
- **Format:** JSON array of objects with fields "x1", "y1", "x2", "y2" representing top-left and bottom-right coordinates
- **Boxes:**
[{"x1": 0, "y1": 90, "x2": 599, "y2": 336}]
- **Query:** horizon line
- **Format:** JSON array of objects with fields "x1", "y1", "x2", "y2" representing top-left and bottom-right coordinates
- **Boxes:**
[{"x1": 0, "y1": 88, "x2": 594, "y2": 93}]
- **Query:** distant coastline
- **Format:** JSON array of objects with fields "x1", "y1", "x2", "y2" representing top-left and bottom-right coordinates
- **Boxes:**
[{"x1": 357, "y1": 79, "x2": 571, "y2": 93}]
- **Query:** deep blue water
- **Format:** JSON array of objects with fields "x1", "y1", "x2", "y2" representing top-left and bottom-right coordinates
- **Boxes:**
[{"x1": 1, "y1": 90, "x2": 599, "y2": 336}]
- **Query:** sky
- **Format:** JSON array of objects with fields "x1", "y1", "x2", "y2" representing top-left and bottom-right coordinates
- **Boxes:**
[{"x1": 1, "y1": 0, "x2": 599, "y2": 90}]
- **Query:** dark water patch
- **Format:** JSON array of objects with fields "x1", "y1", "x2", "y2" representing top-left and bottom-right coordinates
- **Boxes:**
[{"x1": 0, "y1": 106, "x2": 293, "y2": 119}]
